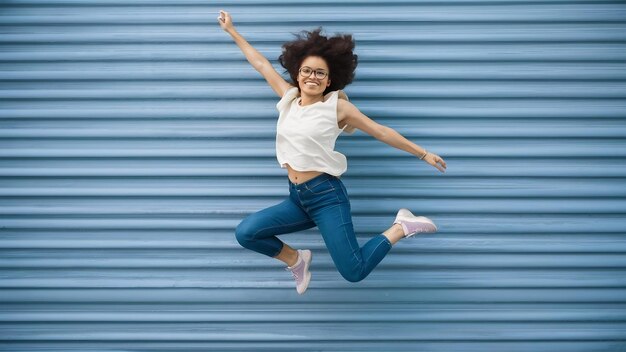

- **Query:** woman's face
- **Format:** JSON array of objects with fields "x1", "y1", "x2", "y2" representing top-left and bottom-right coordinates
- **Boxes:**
[{"x1": 297, "y1": 56, "x2": 331, "y2": 95}]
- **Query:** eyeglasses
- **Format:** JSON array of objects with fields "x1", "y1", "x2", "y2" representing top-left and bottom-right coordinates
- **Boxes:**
[{"x1": 299, "y1": 66, "x2": 328, "y2": 80}]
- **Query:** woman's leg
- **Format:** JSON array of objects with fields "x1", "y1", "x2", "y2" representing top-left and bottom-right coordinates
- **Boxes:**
[
  {"x1": 235, "y1": 196, "x2": 316, "y2": 265},
  {"x1": 273, "y1": 242, "x2": 301, "y2": 267},
  {"x1": 307, "y1": 180, "x2": 395, "y2": 283},
  {"x1": 383, "y1": 223, "x2": 406, "y2": 245}
]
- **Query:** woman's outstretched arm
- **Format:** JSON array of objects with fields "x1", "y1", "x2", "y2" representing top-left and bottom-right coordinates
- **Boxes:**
[
  {"x1": 337, "y1": 99, "x2": 447, "y2": 173},
  {"x1": 217, "y1": 10, "x2": 292, "y2": 97}
]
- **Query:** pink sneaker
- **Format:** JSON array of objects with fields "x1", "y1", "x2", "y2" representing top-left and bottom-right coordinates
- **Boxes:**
[
  {"x1": 393, "y1": 208, "x2": 438, "y2": 238},
  {"x1": 285, "y1": 249, "x2": 312, "y2": 295}
]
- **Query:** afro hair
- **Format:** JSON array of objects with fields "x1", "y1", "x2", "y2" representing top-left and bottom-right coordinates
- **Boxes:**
[{"x1": 278, "y1": 27, "x2": 358, "y2": 95}]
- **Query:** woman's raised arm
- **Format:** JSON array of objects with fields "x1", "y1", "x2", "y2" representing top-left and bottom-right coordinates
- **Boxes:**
[{"x1": 218, "y1": 10, "x2": 292, "y2": 98}]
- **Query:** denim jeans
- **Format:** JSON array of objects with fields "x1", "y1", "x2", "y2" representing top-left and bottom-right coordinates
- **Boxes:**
[{"x1": 235, "y1": 172, "x2": 392, "y2": 282}]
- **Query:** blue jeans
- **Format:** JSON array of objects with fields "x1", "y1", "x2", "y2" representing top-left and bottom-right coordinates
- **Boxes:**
[{"x1": 235, "y1": 172, "x2": 392, "y2": 282}]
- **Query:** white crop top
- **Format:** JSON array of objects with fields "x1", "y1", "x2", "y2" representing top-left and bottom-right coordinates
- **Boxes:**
[{"x1": 275, "y1": 86, "x2": 354, "y2": 177}]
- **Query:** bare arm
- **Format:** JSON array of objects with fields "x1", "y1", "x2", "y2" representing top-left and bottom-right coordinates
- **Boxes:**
[
  {"x1": 217, "y1": 10, "x2": 292, "y2": 97},
  {"x1": 338, "y1": 99, "x2": 447, "y2": 173}
]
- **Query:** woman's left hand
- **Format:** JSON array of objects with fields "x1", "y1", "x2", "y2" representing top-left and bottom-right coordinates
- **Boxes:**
[{"x1": 422, "y1": 152, "x2": 447, "y2": 173}]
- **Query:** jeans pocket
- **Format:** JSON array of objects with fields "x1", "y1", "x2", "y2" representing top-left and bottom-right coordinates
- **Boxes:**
[
  {"x1": 307, "y1": 179, "x2": 335, "y2": 195},
  {"x1": 338, "y1": 181, "x2": 349, "y2": 199}
]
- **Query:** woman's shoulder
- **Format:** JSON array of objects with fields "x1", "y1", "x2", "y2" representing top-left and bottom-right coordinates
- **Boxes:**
[
  {"x1": 336, "y1": 89, "x2": 349, "y2": 101},
  {"x1": 277, "y1": 85, "x2": 300, "y2": 110},
  {"x1": 283, "y1": 85, "x2": 299, "y2": 95},
  {"x1": 333, "y1": 93, "x2": 357, "y2": 134},
  {"x1": 322, "y1": 89, "x2": 345, "y2": 102}
]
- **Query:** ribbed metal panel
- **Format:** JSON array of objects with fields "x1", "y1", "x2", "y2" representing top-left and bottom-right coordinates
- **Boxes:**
[{"x1": 1, "y1": 1, "x2": 626, "y2": 350}]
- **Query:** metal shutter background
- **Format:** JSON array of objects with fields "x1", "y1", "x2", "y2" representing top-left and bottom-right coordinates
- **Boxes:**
[{"x1": 1, "y1": 1, "x2": 625, "y2": 350}]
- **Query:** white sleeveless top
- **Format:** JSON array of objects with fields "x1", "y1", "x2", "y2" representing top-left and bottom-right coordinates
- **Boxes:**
[{"x1": 275, "y1": 86, "x2": 354, "y2": 177}]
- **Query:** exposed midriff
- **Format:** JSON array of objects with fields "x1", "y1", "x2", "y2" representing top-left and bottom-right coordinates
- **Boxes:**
[{"x1": 285, "y1": 163, "x2": 325, "y2": 185}]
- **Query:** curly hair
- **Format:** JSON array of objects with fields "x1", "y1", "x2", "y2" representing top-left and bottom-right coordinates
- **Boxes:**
[{"x1": 278, "y1": 27, "x2": 358, "y2": 95}]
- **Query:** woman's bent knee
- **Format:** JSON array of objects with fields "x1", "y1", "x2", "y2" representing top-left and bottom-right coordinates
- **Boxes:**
[
  {"x1": 235, "y1": 219, "x2": 255, "y2": 248},
  {"x1": 338, "y1": 266, "x2": 365, "y2": 283}
]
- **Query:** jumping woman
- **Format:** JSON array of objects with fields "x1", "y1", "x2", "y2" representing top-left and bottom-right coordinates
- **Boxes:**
[{"x1": 218, "y1": 10, "x2": 447, "y2": 294}]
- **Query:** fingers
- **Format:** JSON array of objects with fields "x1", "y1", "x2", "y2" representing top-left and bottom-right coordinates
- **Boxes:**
[
  {"x1": 432, "y1": 153, "x2": 446, "y2": 169},
  {"x1": 438, "y1": 159, "x2": 446, "y2": 173},
  {"x1": 218, "y1": 10, "x2": 228, "y2": 23},
  {"x1": 431, "y1": 160, "x2": 443, "y2": 172},
  {"x1": 429, "y1": 154, "x2": 447, "y2": 173},
  {"x1": 438, "y1": 158, "x2": 447, "y2": 171}
]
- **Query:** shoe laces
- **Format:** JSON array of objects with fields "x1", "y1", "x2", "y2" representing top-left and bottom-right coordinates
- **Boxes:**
[{"x1": 285, "y1": 267, "x2": 299, "y2": 280}]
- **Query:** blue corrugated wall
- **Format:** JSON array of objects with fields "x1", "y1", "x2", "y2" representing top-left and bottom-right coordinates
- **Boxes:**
[{"x1": 1, "y1": 1, "x2": 626, "y2": 350}]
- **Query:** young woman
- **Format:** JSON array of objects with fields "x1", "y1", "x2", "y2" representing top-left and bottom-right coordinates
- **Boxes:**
[{"x1": 218, "y1": 10, "x2": 447, "y2": 294}]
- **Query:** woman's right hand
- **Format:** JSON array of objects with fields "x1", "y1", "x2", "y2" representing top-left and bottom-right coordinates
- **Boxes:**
[{"x1": 217, "y1": 10, "x2": 234, "y2": 32}]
